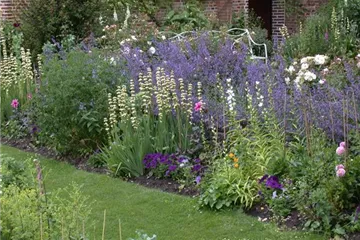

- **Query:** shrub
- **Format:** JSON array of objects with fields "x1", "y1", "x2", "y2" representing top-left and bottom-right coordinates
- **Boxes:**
[
  {"x1": 20, "y1": 0, "x2": 102, "y2": 57},
  {"x1": 35, "y1": 49, "x2": 124, "y2": 156}
]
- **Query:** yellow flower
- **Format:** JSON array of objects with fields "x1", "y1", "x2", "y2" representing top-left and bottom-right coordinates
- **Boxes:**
[
  {"x1": 233, "y1": 158, "x2": 239, "y2": 163},
  {"x1": 234, "y1": 163, "x2": 239, "y2": 168},
  {"x1": 229, "y1": 153, "x2": 235, "y2": 158}
]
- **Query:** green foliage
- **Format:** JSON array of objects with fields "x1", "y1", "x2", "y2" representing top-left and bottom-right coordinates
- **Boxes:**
[
  {"x1": 101, "y1": 118, "x2": 153, "y2": 177},
  {"x1": 199, "y1": 163, "x2": 259, "y2": 210},
  {"x1": 35, "y1": 49, "x2": 123, "y2": 156},
  {"x1": 340, "y1": 0, "x2": 360, "y2": 37},
  {"x1": 0, "y1": 155, "x2": 34, "y2": 189},
  {"x1": 164, "y1": 1, "x2": 209, "y2": 32},
  {"x1": 0, "y1": 21, "x2": 35, "y2": 123},
  {"x1": 0, "y1": 183, "x2": 92, "y2": 240},
  {"x1": 20, "y1": 0, "x2": 102, "y2": 57},
  {"x1": 100, "y1": 70, "x2": 193, "y2": 177},
  {"x1": 128, "y1": 230, "x2": 157, "y2": 240},
  {"x1": 281, "y1": 4, "x2": 358, "y2": 59}
]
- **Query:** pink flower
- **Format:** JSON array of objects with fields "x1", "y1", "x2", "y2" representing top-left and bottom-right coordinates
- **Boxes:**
[
  {"x1": 27, "y1": 93, "x2": 32, "y2": 100},
  {"x1": 336, "y1": 168, "x2": 346, "y2": 177},
  {"x1": 11, "y1": 99, "x2": 19, "y2": 108},
  {"x1": 194, "y1": 101, "x2": 203, "y2": 112},
  {"x1": 340, "y1": 142, "x2": 346, "y2": 148},
  {"x1": 335, "y1": 164, "x2": 345, "y2": 171},
  {"x1": 336, "y1": 146, "x2": 346, "y2": 156}
]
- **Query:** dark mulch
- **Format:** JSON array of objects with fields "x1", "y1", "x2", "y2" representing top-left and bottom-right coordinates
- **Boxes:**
[
  {"x1": 349, "y1": 233, "x2": 360, "y2": 240},
  {"x1": 246, "y1": 203, "x2": 306, "y2": 230},
  {"x1": 129, "y1": 176, "x2": 199, "y2": 197},
  {"x1": 1, "y1": 137, "x2": 108, "y2": 174}
]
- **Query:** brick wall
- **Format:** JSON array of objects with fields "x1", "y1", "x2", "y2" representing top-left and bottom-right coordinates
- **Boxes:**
[
  {"x1": 1, "y1": 0, "x2": 328, "y2": 37},
  {"x1": 0, "y1": 0, "x2": 26, "y2": 21},
  {"x1": 0, "y1": 0, "x2": 14, "y2": 20},
  {"x1": 272, "y1": 0, "x2": 285, "y2": 38}
]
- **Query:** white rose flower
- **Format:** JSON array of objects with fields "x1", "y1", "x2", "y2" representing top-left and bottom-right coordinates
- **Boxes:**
[
  {"x1": 314, "y1": 55, "x2": 327, "y2": 65},
  {"x1": 122, "y1": 46, "x2": 130, "y2": 55},
  {"x1": 161, "y1": 35, "x2": 166, "y2": 40},
  {"x1": 131, "y1": 35, "x2": 137, "y2": 41},
  {"x1": 110, "y1": 57, "x2": 116, "y2": 65},
  {"x1": 304, "y1": 71, "x2": 316, "y2": 81},
  {"x1": 287, "y1": 65, "x2": 295, "y2": 74},
  {"x1": 301, "y1": 63, "x2": 309, "y2": 70},
  {"x1": 285, "y1": 77, "x2": 290, "y2": 85},
  {"x1": 300, "y1": 57, "x2": 308, "y2": 64},
  {"x1": 319, "y1": 79, "x2": 326, "y2": 84},
  {"x1": 149, "y1": 47, "x2": 156, "y2": 55}
]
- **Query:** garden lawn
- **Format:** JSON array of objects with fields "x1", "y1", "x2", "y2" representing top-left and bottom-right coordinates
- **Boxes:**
[{"x1": 0, "y1": 145, "x2": 325, "y2": 240}]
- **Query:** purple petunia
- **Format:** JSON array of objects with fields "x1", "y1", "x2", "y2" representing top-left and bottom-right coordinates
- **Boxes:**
[
  {"x1": 192, "y1": 164, "x2": 202, "y2": 172},
  {"x1": 265, "y1": 176, "x2": 283, "y2": 189},
  {"x1": 168, "y1": 165, "x2": 177, "y2": 172}
]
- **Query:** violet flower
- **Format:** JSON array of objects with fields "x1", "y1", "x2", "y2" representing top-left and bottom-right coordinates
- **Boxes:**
[{"x1": 265, "y1": 176, "x2": 283, "y2": 189}]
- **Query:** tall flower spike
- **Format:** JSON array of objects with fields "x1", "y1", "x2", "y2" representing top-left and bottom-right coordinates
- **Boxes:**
[
  {"x1": 119, "y1": 85, "x2": 129, "y2": 121},
  {"x1": 187, "y1": 83, "x2": 193, "y2": 122},
  {"x1": 179, "y1": 78, "x2": 186, "y2": 108},
  {"x1": 226, "y1": 78, "x2": 236, "y2": 113},
  {"x1": 155, "y1": 68, "x2": 163, "y2": 121},
  {"x1": 170, "y1": 71, "x2": 178, "y2": 110},
  {"x1": 145, "y1": 67, "x2": 153, "y2": 111},
  {"x1": 129, "y1": 79, "x2": 138, "y2": 129},
  {"x1": 162, "y1": 68, "x2": 171, "y2": 113},
  {"x1": 138, "y1": 72, "x2": 148, "y2": 114}
]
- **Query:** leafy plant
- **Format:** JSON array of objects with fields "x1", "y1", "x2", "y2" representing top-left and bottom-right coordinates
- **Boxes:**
[
  {"x1": 20, "y1": 0, "x2": 102, "y2": 57},
  {"x1": 164, "y1": 1, "x2": 209, "y2": 32},
  {"x1": 35, "y1": 49, "x2": 123, "y2": 156},
  {"x1": 100, "y1": 68, "x2": 194, "y2": 177}
]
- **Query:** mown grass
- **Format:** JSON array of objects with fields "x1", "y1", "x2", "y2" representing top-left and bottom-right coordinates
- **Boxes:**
[{"x1": 0, "y1": 145, "x2": 325, "y2": 240}]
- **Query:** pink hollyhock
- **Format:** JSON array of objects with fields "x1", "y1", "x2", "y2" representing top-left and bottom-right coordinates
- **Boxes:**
[
  {"x1": 335, "y1": 164, "x2": 345, "y2": 171},
  {"x1": 340, "y1": 142, "x2": 346, "y2": 148},
  {"x1": 336, "y1": 168, "x2": 346, "y2": 177},
  {"x1": 194, "y1": 101, "x2": 203, "y2": 112},
  {"x1": 11, "y1": 99, "x2": 19, "y2": 109},
  {"x1": 336, "y1": 146, "x2": 346, "y2": 156},
  {"x1": 27, "y1": 93, "x2": 32, "y2": 100}
]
